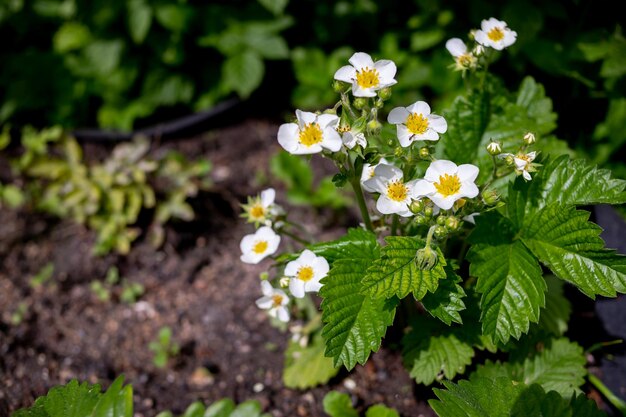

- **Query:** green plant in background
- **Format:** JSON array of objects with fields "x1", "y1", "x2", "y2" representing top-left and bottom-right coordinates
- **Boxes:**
[
  {"x1": 323, "y1": 391, "x2": 399, "y2": 417},
  {"x1": 239, "y1": 16, "x2": 625, "y2": 415},
  {"x1": 29, "y1": 262, "x2": 55, "y2": 288},
  {"x1": 156, "y1": 398, "x2": 273, "y2": 417},
  {"x1": 90, "y1": 266, "x2": 144, "y2": 303},
  {"x1": 149, "y1": 326, "x2": 180, "y2": 369},
  {"x1": 6, "y1": 126, "x2": 211, "y2": 255}
]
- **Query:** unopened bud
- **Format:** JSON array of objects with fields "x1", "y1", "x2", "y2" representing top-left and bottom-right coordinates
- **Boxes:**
[
  {"x1": 419, "y1": 147, "x2": 430, "y2": 159},
  {"x1": 394, "y1": 146, "x2": 404, "y2": 157},
  {"x1": 333, "y1": 80, "x2": 345, "y2": 93},
  {"x1": 353, "y1": 98, "x2": 368, "y2": 110},
  {"x1": 487, "y1": 141, "x2": 502, "y2": 155},
  {"x1": 523, "y1": 132, "x2": 536, "y2": 145},
  {"x1": 323, "y1": 108, "x2": 337, "y2": 115},
  {"x1": 436, "y1": 215, "x2": 447, "y2": 226},
  {"x1": 367, "y1": 119, "x2": 382, "y2": 134},
  {"x1": 453, "y1": 198, "x2": 466, "y2": 210},
  {"x1": 482, "y1": 189, "x2": 499, "y2": 206},
  {"x1": 423, "y1": 206, "x2": 434, "y2": 218},
  {"x1": 410, "y1": 199, "x2": 424, "y2": 214},
  {"x1": 414, "y1": 215, "x2": 427, "y2": 225},
  {"x1": 504, "y1": 154, "x2": 515, "y2": 166},
  {"x1": 374, "y1": 98, "x2": 385, "y2": 109},
  {"x1": 445, "y1": 216, "x2": 461, "y2": 231},
  {"x1": 279, "y1": 276, "x2": 290, "y2": 288},
  {"x1": 377, "y1": 87, "x2": 392, "y2": 101},
  {"x1": 473, "y1": 44, "x2": 485, "y2": 56},
  {"x1": 260, "y1": 272, "x2": 269, "y2": 281},
  {"x1": 415, "y1": 246, "x2": 438, "y2": 270},
  {"x1": 433, "y1": 225, "x2": 447, "y2": 239}
]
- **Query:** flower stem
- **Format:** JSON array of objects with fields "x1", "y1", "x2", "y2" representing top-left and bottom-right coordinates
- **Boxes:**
[
  {"x1": 350, "y1": 175, "x2": 374, "y2": 232},
  {"x1": 588, "y1": 374, "x2": 626, "y2": 415},
  {"x1": 278, "y1": 227, "x2": 311, "y2": 246}
]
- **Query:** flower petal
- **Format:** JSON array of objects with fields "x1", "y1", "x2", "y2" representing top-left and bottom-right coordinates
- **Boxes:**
[
  {"x1": 457, "y1": 164, "x2": 479, "y2": 182},
  {"x1": 256, "y1": 296, "x2": 273, "y2": 309},
  {"x1": 277, "y1": 123, "x2": 299, "y2": 153},
  {"x1": 285, "y1": 260, "x2": 300, "y2": 277},
  {"x1": 260, "y1": 188, "x2": 275, "y2": 207},
  {"x1": 317, "y1": 114, "x2": 339, "y2": 129},
  {"x1": 334, "y1": 65, "x2": 356, "y2": 83},
  {"x1": 412, "y1": 179, "x2": 436, "y2": 197},
  {"x1": 349, "y1": 52, "x2": 375, "y2": 70},
  {"x1": 445, "y1": 38, "x2": 467, "y2": 57},
  {"x1": 474, "y1": 30, "x2": 489, "y2": 47},
  {"x1": 295, "y1": 109, "x2": 316, "y2": 126},
  {"x1": 374, "y1": 163, "x2": 403, "y2": 180},
  {"x1": 428, "y1": 114, "x2": 448, "y2": 133},
  {"x1": 305, "y1": 280, "x2": 323, "y2": 293},
  {"x1": 414, "y1": 129, "x2": 440, "y2": 141},
  {"x1": 322, "y1": 128, "x2": 343, "y2": 152},
  {"x1": 289, "y1": 279, "x2": 306, "y2": 298},
  {"x1": 374, "y1": 60, "x2": 397, "y2": 83},
  {"x1": 376, "y1": 196, "x2": 406, "y2": 215},
  {"x1": 352, "y1": 85, "x2": 377, "y2": 97},
  {"x1": 276, "y1": 307, "x2": 290, "y2": 322},
  {"x1": 397, "y1": 125, "x2": 413, "y2": 147},
  {"x1": 429, "y1": 193, "x2": 455, "y2": 210},
  {"x1": 261, "y1": 280, "x2": 274, "y2": 297},
  {"x1": 388, "y1": 107, "x2": 410, "y2": 124},
  {"x1": 459, "y1": 181, "x2": 479, "y2": 198},
  {"x1": 424, "y1": 160, "x2": 458, "y2": 182},
  {"x1": 407, "y1": 101, "x2": 431, "y2": 116}
]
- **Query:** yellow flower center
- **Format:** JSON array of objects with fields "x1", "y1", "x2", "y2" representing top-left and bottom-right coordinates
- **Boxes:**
[
  {"x1": 356, "y1": 67, "x2": 380, "y2": 89},
  {"x1": 337, "y1": 125, "x2": 351, "y2": 134},
  {"x1": 299, "y1": 123, "x2": 323, "y2": 147},
  {"x1": 434, "y1": 174, "x2": 461, "y2": 197},
  {"x1": 386, "y1": 180, "x2": 408, "y2": 202},
  {"x1": 517, "y1": 154, "x2": 532, "y2": 163},
  {"x1": 297, "y1": 266, "x2": 314, "y2": 282},
  {"x1": 272, "y1": 294, "x2": 284, "y2": 307},
  {"x1": 252, "y1": 240, "x2": 268, "y2": 254},
  {"x1": 487, "y1": 27, "x2": 505, "y2": 42},
  {"x1": 250, "y1": 204, "x2": 265, "y2": 219},
  {"x1": 406, "y1": 113, "x2": 429, "y2": 135},
  {"x1": 457, "y1": 54, "x2": 474, "y2": 67}
]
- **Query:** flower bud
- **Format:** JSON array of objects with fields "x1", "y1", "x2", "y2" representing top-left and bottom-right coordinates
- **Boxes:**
[
  {"x1": 414, "y1": 215, "x2": 427, "y2": 225},
  {"x1": 353, "y1": 98, "x2": 368, "y2": 110},
  {"x1": 436, "y1": 215, "x2": 447, "y2": 226},
  {"x1": 409, "y1": 199, "x2": 424, "y2": 214},
  {"x1": 377, "y1": 87, "x2": 392, "y2": 101},
  {"x1": 259, "y1": 272, "x2": 269, "y2": 281},
  {"x1": 394, "y1": 146, "x2": 404, "y2": 158},
  {"x1": 482, "y1": 189, "x2": 499, "y2": 206},
  {"x1": 333, "y1": 80, "x2": 345, "y2": 93},
  {"x1": 445, "y1": 216, "x2": 461, "y2": 231},
  {"x1": 419, "y1": 147, "x2": 430, "y2": 159},
  {"x1": 486, "y1": 141, "x2": 502, "y2": 155},
  {"x1": 453, "y1": 198, "x2": 466, "y2": 210},
  {"x1": 473, "y1": 44, "x2": 485, "y2": 56},
  {"x1": 415, "y1": 246, "x2": 438, "y2": 270},
  {"x1": 523, "y1": 132, "x2": 536, "y2": 145},
  {"x1": 423, "y1": 206, "x2": 434, "y2": 218},
  {"x1": 368, "y1": 121, "x2": 382, "y2": 135},
  {"x1": 433, "y1": 225, "x2": 447, "y2": 239},
  {"x1": 279, "y1": 276, "x2": 290, "y2": 288},
  {"x1": 504, "y1": 154, "x2": 515, "y2": 166},
  {"x1": 374, "y1": 98, "x2": 385, "y2": 109},
  {"x1": 323, "y1": 108, "x2": 337, "y2": 115}
]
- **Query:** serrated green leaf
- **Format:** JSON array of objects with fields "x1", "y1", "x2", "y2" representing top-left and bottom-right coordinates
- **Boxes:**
[
  {"x1": 321, "y1": 258, "x2": 396, "y2": 369},
  {"x1": 365, "y1": 405, "x2": 399, "y2": 417},
  {"x1": 422, "y1": 266, "x2": 466, "y2": 325},
  {"x1": 230, "y1": 401, "x2": 262, "y2": 417},
  {"x1": 91, "y1": 375, "x2": 133, "y2": 417},
  {"x1": 403, "y1": 317, "x2": 475, "y2": 385},
  {"x1": 468, "y1": 212, "x2": 546, "y2": 343},
  {"x1": 283, "y1": 335, "x2": 338, "y2": 389},
  {"x1": 521, "y1": 205, "x2": 626, "y2": 298},
  {"x1": 510, "y1": 385, "x2": 572, "y2": 417},
  {"x1": 222, "y1": 51, "x2": 264, "y2": 99},
  {"x1": 322, "y1": 392, "x2": 358, "y2": 417},
  {"x1": 570, "y1": 394, "x2": 609, "y2": 417},
  {"x1": 181, "y1": 402, "x2": 205, "y2": 417},
  {"x1": 43, "y1": 380, "x2": 101, "y2": 417},
  {"x1": 538, "y1": 275, "x2": 571, "y2": 336},
  {"x1": 305, "y1": 228, "x2": 379, "y2": 263},
  {"x1": 362, "y1": 236, "x2": 446, "y2": 300},
  {"x1": 203, "y1": 399, "x2": 236, "y2": 417}
]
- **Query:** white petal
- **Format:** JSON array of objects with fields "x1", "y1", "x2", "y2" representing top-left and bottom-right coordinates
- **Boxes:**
[
  {"x1": 428, "y1": 114, "x2": 448, "y2": 133},
  {"x1": 445, "y1": 38, "x2": 467, "y2": 57},
  {"x1": 240, "y1": 234, "x2": 256, "y2": 253},
  {"x1": 502, "y1": 30, "x2": 517, "y2": 48},
  {"x1": 299, "y1": 249, "x2": 318, "y2": 264},
  {"x1": 413, "y1": 129, "x2": 440, "y2": 141},
  {"x1": 334, "y1": 65, "x2": 356, "y2": 83},
  {"x1": 376, "y1": 196, "x2": 406, "y2": 215},
  {"x1": 397, "y1": 125, "x2": 413, "y2": 147},
  {"x1": 276, "y1": 306, "x2": 290, "y2": 322},
  {"x1": 527, "y1": 151, "x2": 537, "y2": 161},
  {"x1": 317, "y1": 114, "x2": 339, "y2": 129},
  {"x1": 523, "y1": 170, "x2": 532, "y2": 181},
  {"x1": 322, "y1": 128, "x2": 343, "y2": 152},
  {"x1": 388, "y1": 107, "x2": 410, "y2": 124},
  {"x1": 374, "y1": 60, "x2": 397, "y2": 84},
  {"x1": 312, "y1": 257, "x2": 329, "y2": 279},
  {"x1": 514, "y1": 157, "x2": 528, "y2": 170},
  {"x1": 406, "y1": 101, "x2": 431, "y2": 116},
  {"x1": 240, "y1": 252, "x2": 263, "y2": 264},
  {"x1": 285, "y1": 260, "x2": 299, "y2": 277},
  {"x1": 463, "y1": 213, "x2": 479, "y2": 224},
  {"x1": 457, "y1": 164, "x2": 479, "y2": 182},
  {"x1": 474, "y1": 30, "x2": 490, "y2": 47},
  {"x1": 482, "y1": 18, "x2": 502, "y2": 32},
  {"x1": 260, "y1": 280, "x2": 274, "y2": 296},
  {"x1": 424, "y1": 160, "x2": 458, "y2": 182},
  {"x1": 362, "y1": 176, "x2": 386, "y2": 194},
  {"x1": 289, "y1": 279, "x2": 306, "y2": 298},
  {"x1": 295, "y1": 109, "x2": 316, "y2": 126},
  {"x1": 374, "y1": 163, "x2": 403, "y2": 181},
  {"x1": 256, "y1": 296, "x2": 273, "y2": 310},
  {"x1": 349, "y1": 52, "x2": 375, "y2": 70},
  {"x1": 292, "y1": 143, "x2": 323, "y2": 155},
  {"x1": 459, "y1": 182, "x2": 479, "y2": 199},
  {"x1": 352, "y1": 85, "x2": 377, "y2": 97},
  {"x1": 412, "y1": 179, "x2": 436, "y2": 197},
  {"x1": 397, "y1": 208, "x2": 413, "y2": 217},
  {"x1": 277, "y1": 123, "x2": 299, "y2": 153},
  {"x1": 260, "y1": 188, "x2": 275, "y2": 207},
  {"x1": 305, "y1": 279, "x2": 323, "y2": 293},
  {"x1": 429, "y1": 193, "x2": 455, "y2": 210}
]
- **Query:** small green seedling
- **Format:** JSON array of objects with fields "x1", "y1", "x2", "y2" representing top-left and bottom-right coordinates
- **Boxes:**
[{"x1": 149, "y1": 326, "x2": 180, "y2": 368}]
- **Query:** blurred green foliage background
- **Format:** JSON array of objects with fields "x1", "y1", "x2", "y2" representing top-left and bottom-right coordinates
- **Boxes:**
[{"x1": 1, "y1": 0, "x2": 624, "y2": 173}]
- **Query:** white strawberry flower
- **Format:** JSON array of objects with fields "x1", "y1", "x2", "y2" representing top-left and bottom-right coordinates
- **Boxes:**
[
  {"x1": 285, "y1": 249, "x2": 328, "y2": 298},
  {"x1": 507, "y1": 151, "x2": 538, "y2": 181},
  {"x1": 413, "y1": 160, "x2": 480, "y2": 210},
  {"x1": 474, "y1": 18, "x2": 517, "y2": 51},
  {"x1": 363, "y1": 163, "x2": 419, "y2": 217},
  {"x1": 337, "y1": 125, "x2": 367, "y2": 149},
  {"x1": 242, "y1": 188, "x2": 278, "y2": 226},
  {"x1": 361, "y1": 158, "x2": 389, "y2": 192},
  {"x1": 256, "y1": 281, "x2": 290, "y2": 322},
  {"x1": 445, "y1": 38, "x2": 477, "y2": 71},
  {"x1": 387, "y1": 101, "x2": 448, "y2": 147},
  {"x1": 277, "y1": 110, "x2": 342, "y2": 155},
  {"x1": 334, "y1": 52, "x2": 397, "y2": 97},
  {"x1": 240, "y1": 226, "x2": 281, "y2": 264}
]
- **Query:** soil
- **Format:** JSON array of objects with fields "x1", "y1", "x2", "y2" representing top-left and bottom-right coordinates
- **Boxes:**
[{"x1": 1, "y1": 119, "x2": 624, "y2": 417}]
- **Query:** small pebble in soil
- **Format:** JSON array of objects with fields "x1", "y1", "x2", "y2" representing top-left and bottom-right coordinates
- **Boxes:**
[
  {"x1": 253, "y1": 382, "x2": 264, "y2": 393},
  {"x1": 343, "y1": 378, "x2": 357, "y2": 391}
]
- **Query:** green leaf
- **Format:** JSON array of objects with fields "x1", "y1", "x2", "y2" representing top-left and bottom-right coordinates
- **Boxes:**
[
  {"x1": 521, "y1": 205, "x2": 626, "y2": 298},
  {"x1": 439, "y1": 89, "x2": 490, "y2": 165},
  {"x1": 365, "y1": 405, "x2": 399, "y2": 417},
  {"x1": 403, "y1": 317, "x2": 475, "y2": 385},
  {"x1": 181, "y1": 402, "x2": 205, "y2": 417},
  {"x1": 538, "y1": 275, "x2": 571, "y2": 336},
  {"x1": 53, "y1": 22, "x2": 91, "y2": 53},
  {"x1": 230, "y1": 401, "x2": 262, "y2": 417},
  {"x1": 410, "y1": 29, "x2": 445, "y2": 52},
  {"x1": 222, "y1": 51, "x2": 264, "y2": 98},
  {"x1": 570, "y1": 394, "x2": 609, "y2": 417},
  {"x1": 203, "y1": 399, "x2": 236, "y2": 417},
  {"x1": 510, "y1": 385, "x2": 572, "y2": 417},
  {"x1": 43, "y1": 380, "x2": 101, "y2": 417},
  {"x1": 422, "y1": 266, "x2": 466, "y2": 325},
  {"x1": 322, "y1": 392, "x2": 359, "y2": 417},
  {"x1": 362, "y1": 236, "x2": 446, "y2": 300},
  {"x1": 304, "y1": 228, "x2": 379, "y2": 263},
  {"x1": 154, "y1": 4, "x2": 192, "y2": 33},
  {"x1": 257, "y1": 0, "x2": 288, "y2": 16},
  {"x1": 283, "y1": 335, "x2": 339, "y2": 389},
  {"x1": 468, "y1": 212, "x2": 546, "y2": 343},
  {"x1": 246, "y1": 34, "x2": 289, "y2": 59},
  {"x1": 91, "y1": 375, "x2": 133, "y2": 417},
  {"x1": 127, "y1": 0, "x2": 153, "y2": 44}
]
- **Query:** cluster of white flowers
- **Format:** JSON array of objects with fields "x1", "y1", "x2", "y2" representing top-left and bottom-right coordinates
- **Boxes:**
[
  {"x1": 446, "y1": 18, "x2": 517, "y2": 71},
  {"x1": 239, "y1": 188, "x2": 329, "y2": 323}
]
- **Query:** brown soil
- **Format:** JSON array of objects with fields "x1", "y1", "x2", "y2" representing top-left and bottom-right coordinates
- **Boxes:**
[{"x1": 0, "y1": 120, "x2": 436, "y2": 417}]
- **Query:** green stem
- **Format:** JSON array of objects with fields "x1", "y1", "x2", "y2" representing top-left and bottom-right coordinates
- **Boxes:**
[
  {"x1": 588, "y1": 374, "x2": 626, "y2": 415},
  {"x1": 350, "y1": 176, "x2": 374, "y2": 232},
  {"x1": 278, "y1": 227, "x2": 311, "y2": 246}
]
